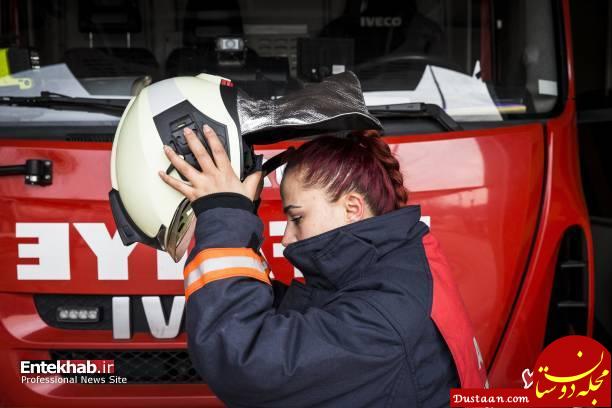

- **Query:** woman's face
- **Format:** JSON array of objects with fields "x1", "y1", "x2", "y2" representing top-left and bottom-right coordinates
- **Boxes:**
[{"x1": 280, "y1": 170, "x2": 373, "y2": 247}]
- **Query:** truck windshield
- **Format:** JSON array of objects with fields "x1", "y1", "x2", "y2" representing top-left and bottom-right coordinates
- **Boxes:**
[{"x1": 0, "y1": 0, "x2": 560, "y2": 127}]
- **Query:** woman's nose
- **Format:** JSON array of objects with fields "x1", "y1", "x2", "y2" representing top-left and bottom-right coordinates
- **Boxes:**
[{"x1": 281, "y1": 226, "x2": 296, "y2": 247}]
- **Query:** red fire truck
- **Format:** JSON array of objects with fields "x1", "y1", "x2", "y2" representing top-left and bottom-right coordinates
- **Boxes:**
[{"x1": 0, "y1": 0, "x2": 593, "y2": 406}]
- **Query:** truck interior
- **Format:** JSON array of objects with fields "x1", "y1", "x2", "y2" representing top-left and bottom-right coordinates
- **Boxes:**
[
  {"x1": 0, "y1": 0, "x2": 561, "y2": 128},
  {"x1": 570, "y1": 0, "x2": 612, "y2": 352}
]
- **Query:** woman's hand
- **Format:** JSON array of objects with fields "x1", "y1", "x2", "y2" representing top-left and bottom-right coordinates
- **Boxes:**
[{"x1": 158, "y1": 124, "x2": 263, "y2": 202}]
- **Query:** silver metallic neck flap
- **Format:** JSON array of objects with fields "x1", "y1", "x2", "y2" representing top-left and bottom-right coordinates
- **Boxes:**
[{"x1": 237, "y1": 71, "x2": 382, "y2": 144}]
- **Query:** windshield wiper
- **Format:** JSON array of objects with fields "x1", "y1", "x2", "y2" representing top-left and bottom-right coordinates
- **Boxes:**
[
  {"x1": 368, "y1": 102, "x2": 462, "y2": 132},
  {"x1": 0, "y1": 91, "x2": 129, "y2": 116}
]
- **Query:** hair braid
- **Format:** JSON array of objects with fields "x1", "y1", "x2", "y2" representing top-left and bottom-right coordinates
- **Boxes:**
[{"x1": 349, "y1": 130, "x2": 409, "y2": 210}]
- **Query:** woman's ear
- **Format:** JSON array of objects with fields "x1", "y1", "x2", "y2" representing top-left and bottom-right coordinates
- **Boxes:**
[{"x1": 343, "y1": 192, "x2": 370, "y2": 223}]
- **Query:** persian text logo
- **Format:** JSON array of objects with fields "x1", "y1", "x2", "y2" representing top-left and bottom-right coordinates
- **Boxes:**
[{"x1": 531, "y1": 335, "x2": 610, "y2": 407}]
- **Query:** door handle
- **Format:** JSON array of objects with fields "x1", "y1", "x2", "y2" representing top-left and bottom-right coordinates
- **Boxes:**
[{"x1": 0, "y1": 159, "x2": 53, "y2": 186}]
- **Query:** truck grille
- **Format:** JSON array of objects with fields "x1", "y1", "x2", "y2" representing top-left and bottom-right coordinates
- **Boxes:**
[
  {"x1": 50, "y1": 350, "x2": 204, "y2": 384},
  {"x1": 544, "y1": 227, "x2": 589, "y2": 345}
]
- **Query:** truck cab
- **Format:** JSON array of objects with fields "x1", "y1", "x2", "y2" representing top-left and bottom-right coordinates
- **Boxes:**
[{"x1": 0, "y1": 0, "x2": 593, "y2": 406}]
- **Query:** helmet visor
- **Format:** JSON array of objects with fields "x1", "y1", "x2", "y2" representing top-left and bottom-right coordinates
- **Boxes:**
[{"x1": 166, "y1": 199, "x2": 196, "y2": 262}]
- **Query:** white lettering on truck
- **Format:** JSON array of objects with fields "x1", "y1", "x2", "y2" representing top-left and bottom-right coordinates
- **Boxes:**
[
  {"x1": 156, "y1": 250, "x2": 187, "y2": 280},
  {"x1": 16, "y1": 223, "x2": 70, "y2": 280},
  {"x1": 73, "y1": 223, "x2": 136, "y2": 280},
  {"x1": 112, "y1": 296, "x2": 185, "y2": 340},
  {"x1": 15, "y1": 218, "x2": 431, "y2": 281},
  {"x1": 142, "y1": 296, "x2": 185, "y2": 339}
]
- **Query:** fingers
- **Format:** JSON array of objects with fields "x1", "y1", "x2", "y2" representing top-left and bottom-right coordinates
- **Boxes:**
[
  {"x1": 183, "y1": 127, "x2": 215, "y2": 172},
  {"x1": 158, "y1": 170, "x2": 195, "y2": 200},
  {"x1": 243, "y1": 171, "x2": 263, "y2": 201},
  {"x1": 202, "y1": 125, "x2": 231, "y2": 171},
  {"x1": 158, "y1": 125, "x2": 240, "y2": 202},
  {"x1": 162, "y1": 145, "x2": 200, "y2": 182}
]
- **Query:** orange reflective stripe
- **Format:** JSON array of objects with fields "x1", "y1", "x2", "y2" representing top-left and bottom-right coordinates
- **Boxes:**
[
  {"x1": 184, "y1": 248, "x2": 262, "y2": 279},
  {"x1": 185, "y1": 267, "x2": 271, "y2": 300},
  {"x1": 183, "y1": 247, "x2": 271, "y2": 300}
]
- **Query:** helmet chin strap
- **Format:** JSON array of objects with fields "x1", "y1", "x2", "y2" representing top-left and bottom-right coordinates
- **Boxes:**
[{"x1": 260, "y1": 147, "x2": 296, "y2": 177}]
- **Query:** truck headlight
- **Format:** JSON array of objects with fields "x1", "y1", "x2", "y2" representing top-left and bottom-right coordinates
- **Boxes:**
[{"x1": 57, "y1": 306, "x2": 100, "y2": 323}]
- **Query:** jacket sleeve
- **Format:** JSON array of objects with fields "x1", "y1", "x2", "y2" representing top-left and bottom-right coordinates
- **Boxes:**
[{"x1": 184, "y1": 195, "x2": 403, "y2": 407}]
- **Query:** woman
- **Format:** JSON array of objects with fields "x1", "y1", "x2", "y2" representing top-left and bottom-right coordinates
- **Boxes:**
[{"x1": 159, "y1": 124, "x2": 488, "y2": 407}]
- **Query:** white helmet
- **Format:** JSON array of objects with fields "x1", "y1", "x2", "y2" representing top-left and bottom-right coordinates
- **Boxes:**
[
  {"x1": 109, "y1": 71, "x2": 381, "y2": 262},
  {"x1": 109, "y1": 73, "x2": 246, "y2": 261}
]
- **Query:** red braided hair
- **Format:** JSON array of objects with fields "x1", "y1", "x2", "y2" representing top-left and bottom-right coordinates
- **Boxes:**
[{"x1": 283, "y1": 130, "x2": 409, "y2": 215}]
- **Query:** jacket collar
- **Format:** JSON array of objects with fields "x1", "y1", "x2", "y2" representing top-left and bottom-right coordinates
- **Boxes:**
[{"x1": 283, "y1": 205, "x2": 425, "y2": 289}]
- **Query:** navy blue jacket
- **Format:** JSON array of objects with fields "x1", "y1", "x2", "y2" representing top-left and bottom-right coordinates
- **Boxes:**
[{"x1": 184, "y1": 198, "x2": 460, "y2": 407}]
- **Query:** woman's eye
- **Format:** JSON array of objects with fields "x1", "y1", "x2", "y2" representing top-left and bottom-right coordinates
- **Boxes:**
[{"x1": 290, "y1": 216, "x2": 302, "y2": 225}]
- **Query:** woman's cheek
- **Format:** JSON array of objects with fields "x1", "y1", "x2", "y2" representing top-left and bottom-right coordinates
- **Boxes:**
[
  {"x1": 295, "y1": 224, "x2": 305, "y2": 241},
  {"x1": 299, "y1": 221, "x2": 315, "y2": 241}
]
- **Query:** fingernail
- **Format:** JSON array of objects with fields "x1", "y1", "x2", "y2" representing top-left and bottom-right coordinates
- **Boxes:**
[
  {"x1": 183, "y1": 127, "x2": 192, "y2": 135},
  {"x1": 203, "y1": 124, "x2": 211, "y2": 133}
]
